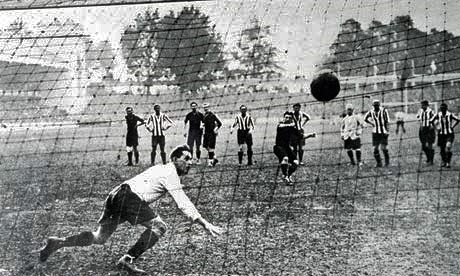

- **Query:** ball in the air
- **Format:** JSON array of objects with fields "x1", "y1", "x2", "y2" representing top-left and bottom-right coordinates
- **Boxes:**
[{"x1": 310, "y1": 69, "x2": 340, "y2": 102}]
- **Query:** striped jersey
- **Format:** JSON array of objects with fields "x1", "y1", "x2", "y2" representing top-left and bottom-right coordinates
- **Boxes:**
[
  {"x1": 234, "y1": 114, "x2": 255, "y2": 131},
  {"x1": 364, "y1": 108, "x2": 390, "y2": 134},
  {"x1": 292, "y1": 111, "x2": 310, "y2": 130},
  {"x1": 416, "y1": 108, "x2": 434, "y2": 127},
  {"x1": 430, "y1": 111, "x2": 459, "y2": 135},
  {"x1": 146, "y1": 113, "x2": 173, "y2": 136}
]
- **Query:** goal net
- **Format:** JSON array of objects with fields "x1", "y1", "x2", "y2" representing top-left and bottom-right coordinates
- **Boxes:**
[{"x1": 1, "y1": 1, "x2": 460, "y2": 275}]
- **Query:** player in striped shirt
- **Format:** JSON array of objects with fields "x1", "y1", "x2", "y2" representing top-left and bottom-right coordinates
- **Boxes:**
[
  {"x1": 364, "y1": 99, "x2": 391, "y2": 167},
  {"x1": 202, "y1": 103, "x2": 222, "y2": 167},
  {"x1": 291, "y1": 103, "x2": 311, "y2": 165},
  {"x1": 341, "y1": 104, "x2": 363, "y2": 166},
  {"x1": 146, "y1": 104, "x2": 174, "y2": 165},
  {"x1": 416, "y1": 100, "x2": 436, "y2": 165},
  {"x1": 125, "y1": 107, "x2": 145, "y2": 166},
  {"x1": 39, "y1": 145, "x2": 224, "y2": 274},
  {"x1": 230, "y1": 105, "x2": 255, "y2": 166},
  {"x1": 430, "y1": 103, "x2": 460, "y2": 168}
]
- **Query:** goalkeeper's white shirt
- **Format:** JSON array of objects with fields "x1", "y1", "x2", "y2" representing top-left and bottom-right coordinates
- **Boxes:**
[{"x1": 124, "y1": 162, "x2": 201, "y2": 221}]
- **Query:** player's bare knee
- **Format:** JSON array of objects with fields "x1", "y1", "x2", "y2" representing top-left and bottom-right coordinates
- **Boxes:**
[
  {"x1": 92, "y1": 231, "x2": 108, "y2": 245},
  {"x1": 142, "y1": 217, "x2": 167, "y2": 237},
  {"x1": 126, "y1": 146, "x2": 133, "y2": 153},
  {"x1": 281, "y1": 157, "x2": 289, "y2": 164},
  {"x1": 153, "y1": 220, "x2": 167, "y2": 237}
]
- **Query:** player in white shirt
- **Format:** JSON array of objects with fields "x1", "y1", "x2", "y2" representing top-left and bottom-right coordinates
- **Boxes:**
[
  {"x1": 39, "y1": 145, "x2": 224, "y2": 274},
  {"x1": 341, "y1": 104, "x2": 363, "y2": 166}
]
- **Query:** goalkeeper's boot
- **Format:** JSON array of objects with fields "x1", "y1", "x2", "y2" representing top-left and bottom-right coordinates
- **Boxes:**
[
  {"x1": 117, "y1": 254, "x2": 147, "y2": 274},
  {"x1": 39, "y1": 237, "x2": 63, "y2": 262}
]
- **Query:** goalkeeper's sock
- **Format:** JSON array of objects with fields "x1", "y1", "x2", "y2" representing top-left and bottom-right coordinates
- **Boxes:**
[
  {"x1": 62, "y1": 231, "x2": 94, "y2": 247},
  {"x1": 127, "y1": 229, "x2": 161, "y2": 259}
]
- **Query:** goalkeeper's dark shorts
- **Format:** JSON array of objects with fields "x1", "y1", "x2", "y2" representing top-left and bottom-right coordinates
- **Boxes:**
[{"x1": 98, "y1": 183, "x2": 157, "y2": 226}]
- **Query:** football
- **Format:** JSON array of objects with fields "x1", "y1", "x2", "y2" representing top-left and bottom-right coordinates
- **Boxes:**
[{"x1": 310, "y1": 69, "x2": 341, "y2": 102}]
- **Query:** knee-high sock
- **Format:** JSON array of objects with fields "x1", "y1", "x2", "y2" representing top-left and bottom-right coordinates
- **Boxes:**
[
  {"x1": 134, "y1": 150, "x2": 139, "y2": 164},
  {"x1": 62, "y1": 231, "x2": 94, "y2": 247},
  {"x1": 287, "y1": 163, "x2": 298, "y2": 176},
  {"x1": 127, "y1": 229, "x2": 160, "y2": 259},
  {"x1": 127, "y1": 152, "x2": 133, "y2": 164},
  {"x1": 298, "y1": 149, "x2": 304, "y2": 163},
  {"x1": 238, "y1": 151, "x2": 244, "y2": 164},
  {"x1": 151, "y1": 151, "x2": 156, "y2": 165},
  {"x1": 355, "y1": 150, "x2": 362, "y2": 163},
  {"x1": 209, "y1": 152, "x2": 215, "y2": 160},
  {"x1": 440, "y1": 147, "x2": 447, "y2": 162},
  {"x1": 447, "y1": 151, "x2": 453, "y2": 163},
  {"x1": 280, "y1": 164, "x2": 288, "y2": 176},
  {"x1": 429, "y1": 149, "x2": 435, "y2": 162},
  {"x1": 160, "y1": 152, "x2": 167, "y2": 164},
  {"x1": 247, "y1": 150, "x2": 253, "y2": 165},
  {"x1": 196, "y1": 150, "x2": 201, "y2": 160},
  {"x1": 346, "y1": 150, "x2": 355, "y2": 164},
  {"x1": 383, "y1": 149, "x2": 390, "y2": 165},
  {"x1": 374, "y1": 149, "x2": 382, "y2": 165},
  {"x1": 422, "y1": 145, "x2": 428, "y2": 160}
]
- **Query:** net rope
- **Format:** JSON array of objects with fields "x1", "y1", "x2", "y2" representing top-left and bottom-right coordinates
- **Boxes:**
[{"x1": 1, "y1": 0, "x2": 460, "y2": 275}]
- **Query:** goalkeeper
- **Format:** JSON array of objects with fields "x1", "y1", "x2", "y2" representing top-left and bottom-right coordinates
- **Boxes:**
[{"x1": 39, "y1": 145, "x2": 224, "y2": 274}]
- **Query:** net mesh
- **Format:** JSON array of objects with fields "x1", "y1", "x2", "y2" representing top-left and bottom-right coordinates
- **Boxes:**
[{"x1": 1, "y1": 0, "x2": 460, "y2": 275}]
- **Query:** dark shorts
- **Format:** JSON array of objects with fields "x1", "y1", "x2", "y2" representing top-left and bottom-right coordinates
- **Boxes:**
[
  {"x1": 187, "y1": 129, "x2": 202, "y2": 148},
  {"x1": 152, "y1": 135, "x2": 166, "y2": 150},
  {"x1": 98, "y1": 183, "x2": 157, "y2": 226},
  {"x1": 273, "y1": 145, "x2": 296, "y2": 163},
  {"x1": 372, "y1": 133, "x2": 389, "y2": 146},
  {"x1": 419, "y1": 127, "x2": 436, "y2": 145},
  {"x1": 344, "y1": 138, "x2": 361, "y2": 150},
  {"x1": 237, "y1": 130, "x2": 253, "y2": 146},
  {"x1": 126, "y1": 135, "x2": 139, "y2": 147},
  {"x1": 290, "y1": 129, "x2": 305, "y2": 147},
  {"x1": 438, "y1": 133, "x2": 455, "y2": 147},
  {"x1": 203, "y1": 132, "x2": 217, "y2": 149}
]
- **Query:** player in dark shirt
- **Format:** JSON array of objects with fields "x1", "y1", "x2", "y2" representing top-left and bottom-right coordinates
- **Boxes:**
[
  {"x1": 184, "y1": 102, "x2": 205, "y2": 164},
  {"x1": 125, "y1": 107, "x2": 145, "y2": 166},
  {"x1": 202, "y1": 103, "x2": 222, "y2": 167},
  {"x1": 274, "y1": 111, "x2": 315, "y2": 184}
]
